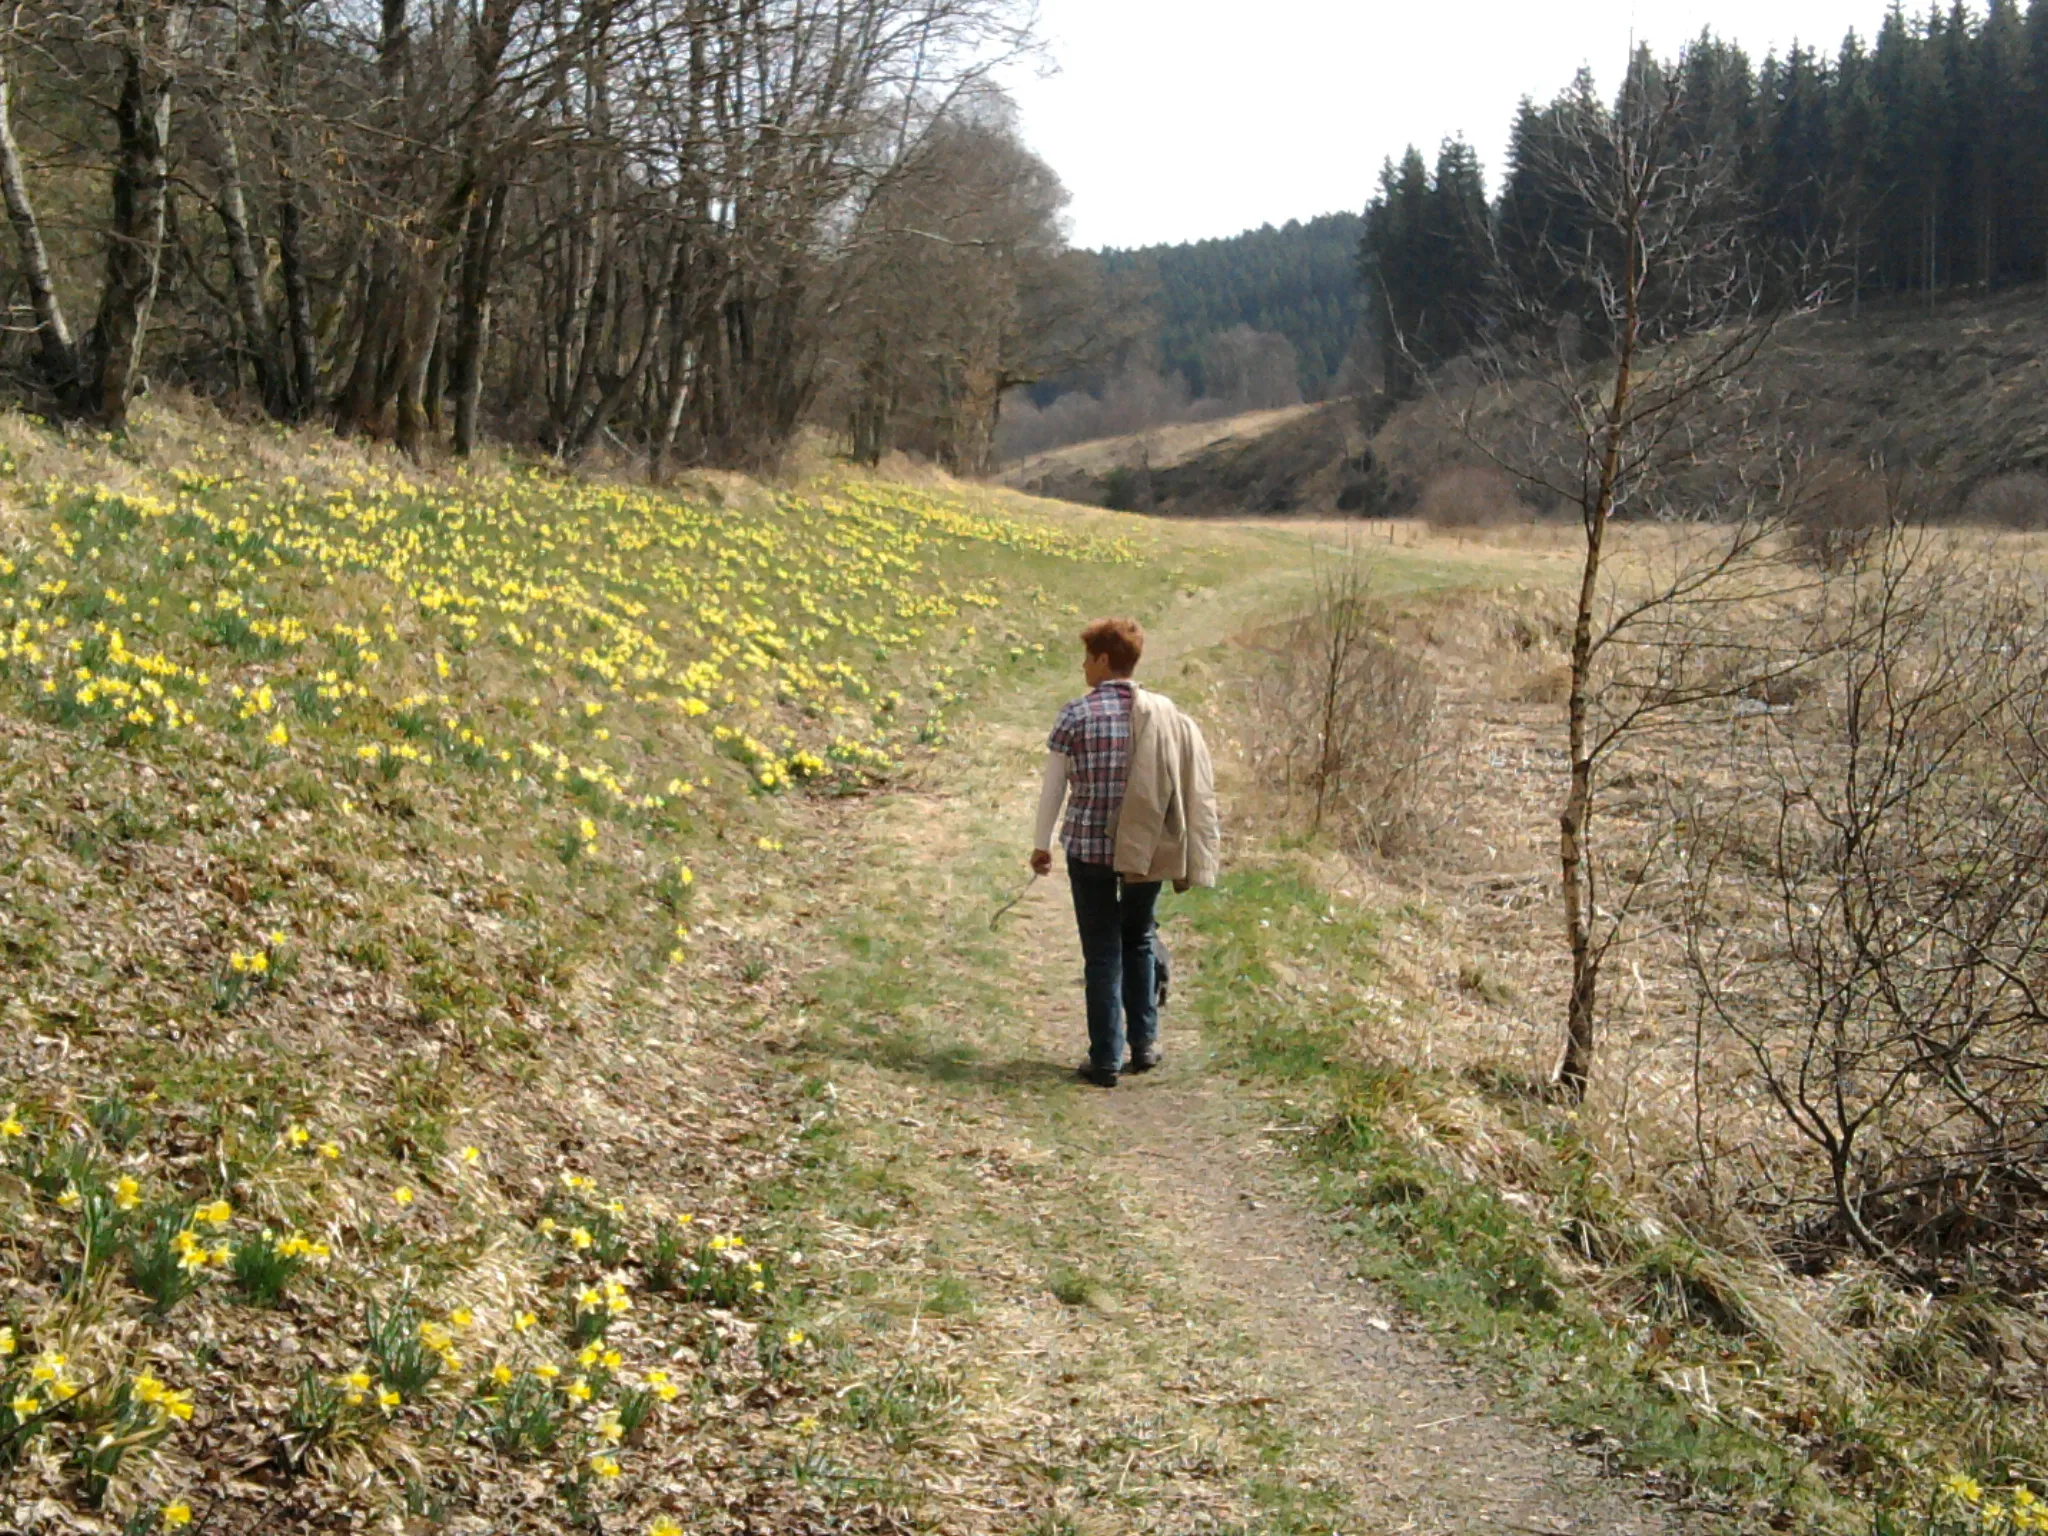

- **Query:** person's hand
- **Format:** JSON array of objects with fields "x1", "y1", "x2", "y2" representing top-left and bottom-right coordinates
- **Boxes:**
[{"x1": 1030, "y1": 848, "x2": 1053, "y2": 876}]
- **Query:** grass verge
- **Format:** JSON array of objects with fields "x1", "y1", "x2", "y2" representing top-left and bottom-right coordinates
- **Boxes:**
[{"x1": 1175, "y1": 863, "x2": 1934, "y2": 1532}]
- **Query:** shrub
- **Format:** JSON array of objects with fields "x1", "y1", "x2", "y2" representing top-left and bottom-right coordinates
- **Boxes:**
[
  {"x1": 1245, "y1": 559, "x2": 1454, "y2": 854},
  {"x1": 1784, "y1": 458, "x2": 1895, "y2": 570},
  {"x1": 1959, "y1": 470, "x2": 2048, "y2": 528},
  {"x1": 1416, "y1": 465, "x2": 1523, "y2": 531}
]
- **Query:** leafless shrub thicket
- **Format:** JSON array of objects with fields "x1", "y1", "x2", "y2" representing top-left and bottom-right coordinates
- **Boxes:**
[
  {"x1": 1960, "y1": 471, "x2": 2048, "y2": 529},
  {"x1": 1245, "y1": 560, "x2": 1455, "y2": 856},
  {"x1": 995, "y1": 363, "x2": 1208, "y2": 462},
  {"x1": 1671, "y1": 527, "x2": 2048, "y2": 1285},
  {"x1": 1416, "y1": 464, "x2": 1527, "y2": 531},
  {"x1": 1781, "y1": 459, "x2": 1898, "y2": 570},
  {"x1": 993, "y1": 332, "x2": 1304, "y2": 464}
]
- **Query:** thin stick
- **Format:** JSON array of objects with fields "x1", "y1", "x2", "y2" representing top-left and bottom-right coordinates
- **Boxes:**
[{"x1": 990, "y1": 869, "x2": 1043, "y2": 930}]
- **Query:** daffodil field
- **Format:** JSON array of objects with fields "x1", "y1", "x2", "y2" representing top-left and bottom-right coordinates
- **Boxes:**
[{"x1": 0, "y1": 413, "x2": 1143, "y2": 1534}]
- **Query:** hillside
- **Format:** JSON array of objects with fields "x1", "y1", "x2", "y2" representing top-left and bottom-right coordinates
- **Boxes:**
[
  {"x1": 1007, "y1": 287, "x2": 2048, "y2": 518},
  {"x1": 3, "y1": 401, "x2": 2045, "y2": 1536},
  {"x1": 0, "y1": 409, "x2": 1154, "y2": 1532}
]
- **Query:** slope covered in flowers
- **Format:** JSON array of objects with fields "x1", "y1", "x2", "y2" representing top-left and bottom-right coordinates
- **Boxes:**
[{"x1": 0, "y1": 415, "x2": 1146, "y2": 1535}]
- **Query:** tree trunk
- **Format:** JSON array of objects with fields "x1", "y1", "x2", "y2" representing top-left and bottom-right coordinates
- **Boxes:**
[
  {"x1": 88, "y1": 1, "x2": 180, "y2": 431},
  {"x1": 336, "y1": 252, "x2": 398, "y2": 434},
  {"x1": 1556, "y1": 178, "x2": 1643, "y2": 1105},
  {"x1": 0, "y1": 50, "x2": 80, "y2": 397},
  {"x1": 265, "y1": 0, "x2": 317, "y2": 417},
  {"x1": 206, "y1": 104, "x2": 281, "y2": 415},
  {"x1": 392, "y1": 247, "x2": 452, "y2": 456},
  {"x1": 565, "y1": 237, "x2": 678, "y2": 458},
  {"x1": 649, "y1": 252, "x2": 698, "y2": 482},
  {"x1": 451, "y1": 182, "x2": 506, "y2": 456}
]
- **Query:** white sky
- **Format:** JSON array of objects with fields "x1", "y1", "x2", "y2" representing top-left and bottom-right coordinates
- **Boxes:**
[{"x1": 1001, "y1": 0, "x2": 1887, "y2": 250}]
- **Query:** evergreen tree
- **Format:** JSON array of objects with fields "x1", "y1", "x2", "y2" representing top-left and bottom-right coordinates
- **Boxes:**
[
  {"x1": 1976, "y1": 0, "x2": 2029, "y2": 284},
  {"x1": 1097, "y1": 213, "x2": 1366, "y2": 400},
  {"x1": 1359, "y1": 138, "x2": 1493, "y2": 395},
  {"x1": 2028, "y1": 0, "x2": 2048, "y2": 280}
]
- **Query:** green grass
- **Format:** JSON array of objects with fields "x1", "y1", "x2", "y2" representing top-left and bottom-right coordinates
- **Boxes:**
[{"x1": 1178, "y1": 863, "x2": 1829, "y2": 1522}]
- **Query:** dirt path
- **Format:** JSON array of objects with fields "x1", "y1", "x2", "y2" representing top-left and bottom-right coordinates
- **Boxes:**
[
  {"x1": 781, "y1": 548, "x2": 1713, "y2": 1534},
  {"x1": 997, "y1": 837, "x2": 1687, "y2": 1535}
]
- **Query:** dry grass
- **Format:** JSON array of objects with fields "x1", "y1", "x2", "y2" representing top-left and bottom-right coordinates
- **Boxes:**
[
  {"x1": 999, "y1": 402, "x2": 1322, "y2": 482},
  {"x1": 1215, "y1": 514, "x2": 2048, "y2": 1510}
]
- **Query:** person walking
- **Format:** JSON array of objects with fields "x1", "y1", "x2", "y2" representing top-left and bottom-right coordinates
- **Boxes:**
[{"x1": 1031, "y1": 617, "x2": 1220, "y2": 1087}]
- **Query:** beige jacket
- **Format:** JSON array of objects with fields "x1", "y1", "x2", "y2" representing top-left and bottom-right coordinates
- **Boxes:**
[{"x1": 1113, "y1": 688, "x2": 1220, "y2": 891}]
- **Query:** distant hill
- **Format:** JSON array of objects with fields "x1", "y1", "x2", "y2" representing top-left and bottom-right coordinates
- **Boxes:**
[
  {"x1": 1004, "y1": 286, "x2": 2048, "y2": 520},
  {"x1": 1101, "y1": 213, "x2": 1364, "y2": 401}
]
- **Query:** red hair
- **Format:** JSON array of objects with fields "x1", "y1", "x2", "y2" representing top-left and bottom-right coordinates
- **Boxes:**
[{"x1": 1081, "y1": 616, "x2": 1144, "y2": 675}]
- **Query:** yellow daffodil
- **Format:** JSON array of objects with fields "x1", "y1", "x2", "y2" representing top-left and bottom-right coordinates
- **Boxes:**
[
  {"x1": 391, "y1": 1185, "x2": 414, "y2": 1207},
  {"x1": 161, "y1": 1503, "x2": 193, "y2": 1528}
]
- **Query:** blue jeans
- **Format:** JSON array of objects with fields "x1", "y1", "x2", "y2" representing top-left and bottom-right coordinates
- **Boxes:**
[{"x1": 1066, "y1": 858, "x2": 1162, "y2": 1074}]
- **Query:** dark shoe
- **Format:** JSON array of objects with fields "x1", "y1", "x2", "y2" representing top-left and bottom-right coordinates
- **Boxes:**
[
  {"x1": 1125, "y1": 1050, "x2": 1162, "y2": 1074},
  {"x1": 1074, "y1": 1063, "x2": 1119, "y2": 1088}
]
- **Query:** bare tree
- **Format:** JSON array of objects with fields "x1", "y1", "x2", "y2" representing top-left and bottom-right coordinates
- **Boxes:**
[
  {"x1": 0, "y1": 0, "x2": 1047, "y2": 470},
  {"x1": 1451, "y1": 49, "x2": 1825, "y2": 1101},
  {"x1": 827, "y1": 89, "x2": 1125, "y2": 473}
]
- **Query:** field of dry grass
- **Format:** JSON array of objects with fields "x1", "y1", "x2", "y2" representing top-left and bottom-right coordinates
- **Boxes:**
[
  {"x1": 999, "y1": 404, "x2": 1323, "y2": 485},
  {"x1": 1206, "y1": 514, "x2": 2048, "y2": 1527}
]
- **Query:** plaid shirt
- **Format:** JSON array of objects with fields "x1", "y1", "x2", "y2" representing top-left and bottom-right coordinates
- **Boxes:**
[{"x1": 1047, "y1": 678, "x2": 1134, "y2": 866}]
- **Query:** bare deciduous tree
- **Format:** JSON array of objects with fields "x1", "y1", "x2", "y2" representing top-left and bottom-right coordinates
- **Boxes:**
[
  {"x1": 0, "y1": 0, "x2": 1085, "y2": 473},
  {"x1": 1444, "y1": 49, "x2": 1825, "y2": 1100}
]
